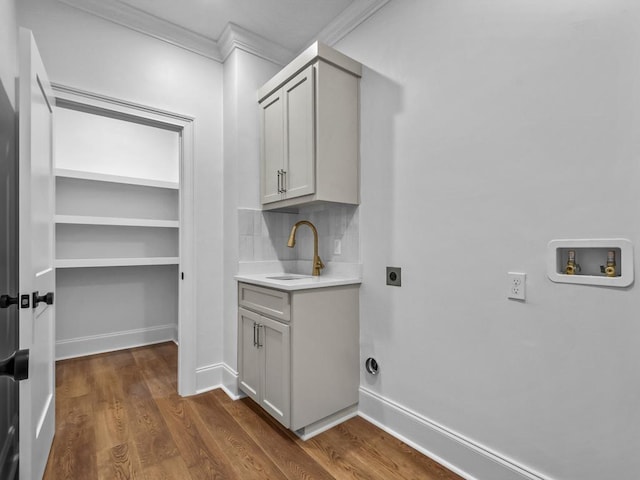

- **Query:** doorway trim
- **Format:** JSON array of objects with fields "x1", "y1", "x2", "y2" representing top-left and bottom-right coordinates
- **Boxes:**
[{"x1": 51, "y1": 83, "x2": 197, "y2": 396}]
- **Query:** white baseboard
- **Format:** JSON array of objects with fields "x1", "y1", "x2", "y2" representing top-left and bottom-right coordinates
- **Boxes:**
[
  {"x1": 195, "y1": 362, "x2": 245, "y2": 400},
  {"x1": 221, "y1": 364, "x2": 244, "y2": 399},
  {"x1": 220, "y1": 383, "x2": 245, "y2": 401},
  {"x1": 195, "y1": 362, "x2": 224, "y2": 394},
  {"x1": 358, "y1": 387, "x2": 550, "y2": 480},
  {"x1": 296, "y1": 403, "x2": 359, "y2": 440},
  {"x1": 55, "y1": 323, "x2": 177, "y2": 360}
]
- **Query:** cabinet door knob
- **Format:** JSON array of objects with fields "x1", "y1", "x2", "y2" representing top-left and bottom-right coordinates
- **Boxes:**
[{"x1": 281, "y1": 170, "x2": 287, "y2": 193}]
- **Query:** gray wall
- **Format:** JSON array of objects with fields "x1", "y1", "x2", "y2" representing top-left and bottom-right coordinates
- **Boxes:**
[{"x1": 336, "y1": 0, "x2": 640, "y2": 478}]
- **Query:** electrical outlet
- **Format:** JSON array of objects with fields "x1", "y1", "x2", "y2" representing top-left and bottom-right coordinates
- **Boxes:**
[
  {"x1": 334, "y1": 239, "x2": 342, "y2": 255},
  {"x1": 387, "y1": 267, "x2": 401, "y2": 286},
  {"x1": 507, "y1": 272, "x2": 526, "y2": 300}
]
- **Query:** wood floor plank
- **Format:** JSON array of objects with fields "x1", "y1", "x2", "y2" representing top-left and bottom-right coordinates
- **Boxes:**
[
  {"x1": 184, "y1": 401, "x2": 253, "y2": 480},
  {"x1": 56, "y1": 356, "x2": 94, "y2": 398},
  {"x1": 45, "y1": 393, "x2": 98, "y2": 479},
  {"x1": 156, "y1": 393, "x2": 238, "y2": 480},
  {"x1": 119, "y1": 357, "x2": 155, "y2": 403},
  {"x1": 155, "y1": 395, "x2": 201, "y2": 468},
  {"x1": 301, "y1": 427, "x2": 387, "y2": 480},
  {"x1": 55, "y1": 361, "x2": 65, "y2": 390},
  {"x1": 108, "y1": 348, "x2": 179, "y2": 469},
  {"x1": 153, "y1": 341, "x2": 178, "y2": 364},
  {"x1": 45, "y1": 342, "x2": 464, "y2": 480},
  {"x1": 91, "y1": 348, "x2": 137, "y2": 373},
  {"x1": 94, "y1": 364, "x2": 131, "y2": 450},
  {"x1": 338, "y1": 416, "x2": 464, "y2": 479},
  {"x1": 55, "y1": 384, "x2": 93, "y2": 432},
  {"x1": 189, "y1": 394, "x2": 289, "y2": 480},
  {"x1": 97, "y1": 441, "x2": 145, "y2": 480},
  {"x1": 127, "y1": 396, "x2": 181, "y2": 468},
  {"x1": 143, "y1": 454, "x2": 193, "y2": 480},
  {"x1": 131, "y1": 345, "x2": 177, "y2": 398},
  {"x1": 216, "y1": 391, "x2": 334, "y2": 480}
]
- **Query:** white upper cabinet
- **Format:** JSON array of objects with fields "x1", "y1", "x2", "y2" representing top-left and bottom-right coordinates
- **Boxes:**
[{"x1": 259, "y1": 42, "x2": 361, "y2": 210}]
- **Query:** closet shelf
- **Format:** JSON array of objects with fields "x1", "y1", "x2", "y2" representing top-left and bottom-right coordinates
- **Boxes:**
[
  {"x1": 55, "y1": 215, "x2": 179, "y2": 228},
  {"x1": 55, "y1": 257, "x2": 180, "y2": 268},
  {"x1": 55, "y1": 168, "x2": 179, "y2": 190}
]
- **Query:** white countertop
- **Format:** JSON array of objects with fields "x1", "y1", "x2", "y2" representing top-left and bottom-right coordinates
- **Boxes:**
[{"x1": 234, "y1": 272, "x2": 361, "y2": 291}]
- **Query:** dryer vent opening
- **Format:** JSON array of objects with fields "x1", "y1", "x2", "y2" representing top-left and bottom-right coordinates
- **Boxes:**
[{"x1": 365, "y1": 357, "x2": 379, "y2": 375}]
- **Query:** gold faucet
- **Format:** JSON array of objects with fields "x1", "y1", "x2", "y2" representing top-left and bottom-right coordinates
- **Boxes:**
[{"x1": 287, "y1": 220, "x2": 325, "y2": 276}]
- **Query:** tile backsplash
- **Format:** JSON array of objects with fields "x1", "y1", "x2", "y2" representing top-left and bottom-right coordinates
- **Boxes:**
[{"x1": 238, "y1": 205, "x2": 359, "y2": 264}]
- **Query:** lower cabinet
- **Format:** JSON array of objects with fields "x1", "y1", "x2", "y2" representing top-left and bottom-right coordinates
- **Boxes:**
[
  {"x1": 238, "y1": 306, "x2": 291, "y2": 427},
  {"x1": 237, "y1": 282, "x2": 359, "y2": 435}
]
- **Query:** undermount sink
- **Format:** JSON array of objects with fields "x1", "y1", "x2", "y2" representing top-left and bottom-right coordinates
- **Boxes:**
[{"x1": 266, "y1": 274, "x2": 313, "y2": 281}]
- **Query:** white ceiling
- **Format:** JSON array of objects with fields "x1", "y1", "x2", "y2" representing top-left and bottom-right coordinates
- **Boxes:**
[{"x1": 58, "y1": 0, "x2": 389, "y2": 62}]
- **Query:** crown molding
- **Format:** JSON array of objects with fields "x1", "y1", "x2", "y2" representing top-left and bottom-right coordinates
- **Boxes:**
[
  {"x1": 56, "y1": 0, "x2": 390, "y2": 65},
  {"x1": 218, "y1": 23, "x2": 294, "y2": 66},
  {"x1": 57, "y1": 0, "x2": 223, "y2": 61},
  {"x1": 316, "y1": 0, "x2": 391, "y2": 47}
]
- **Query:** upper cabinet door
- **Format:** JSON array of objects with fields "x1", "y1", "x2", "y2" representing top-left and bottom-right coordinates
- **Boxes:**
[
  {"x1": 260, "y1": 90, "x2": 284, "y2": 204},
  {"x1": 283, "y1": 66, "x2": 315, "y2": 200}
]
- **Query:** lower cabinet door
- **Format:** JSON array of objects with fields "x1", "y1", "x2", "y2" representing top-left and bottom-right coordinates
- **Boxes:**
[
  {"x1": 238, "y1": 308, "x2": 261, "y2": 403},
  {"x1": 260, "y1": 316, "x2": 290, "y2": 428}
]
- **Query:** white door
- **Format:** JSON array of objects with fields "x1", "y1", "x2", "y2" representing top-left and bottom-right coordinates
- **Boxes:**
[{"x1": 18, "y1": 29, "x2": 56, "y2": 480}]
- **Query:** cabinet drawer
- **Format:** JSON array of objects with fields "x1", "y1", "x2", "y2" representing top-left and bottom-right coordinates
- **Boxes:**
[{"x1": 239, "y1": 283, "x2": 290, "y2": 321}]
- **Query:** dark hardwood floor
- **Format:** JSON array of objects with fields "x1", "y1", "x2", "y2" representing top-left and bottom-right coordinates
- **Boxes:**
[{"x1": 44, "y1": 342, "x2": 464, "y2": 479}]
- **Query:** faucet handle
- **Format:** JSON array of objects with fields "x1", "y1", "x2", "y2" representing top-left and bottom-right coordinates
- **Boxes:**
[{"x1": 312, "y1": 256, "x2": 325, "y2": 276}]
